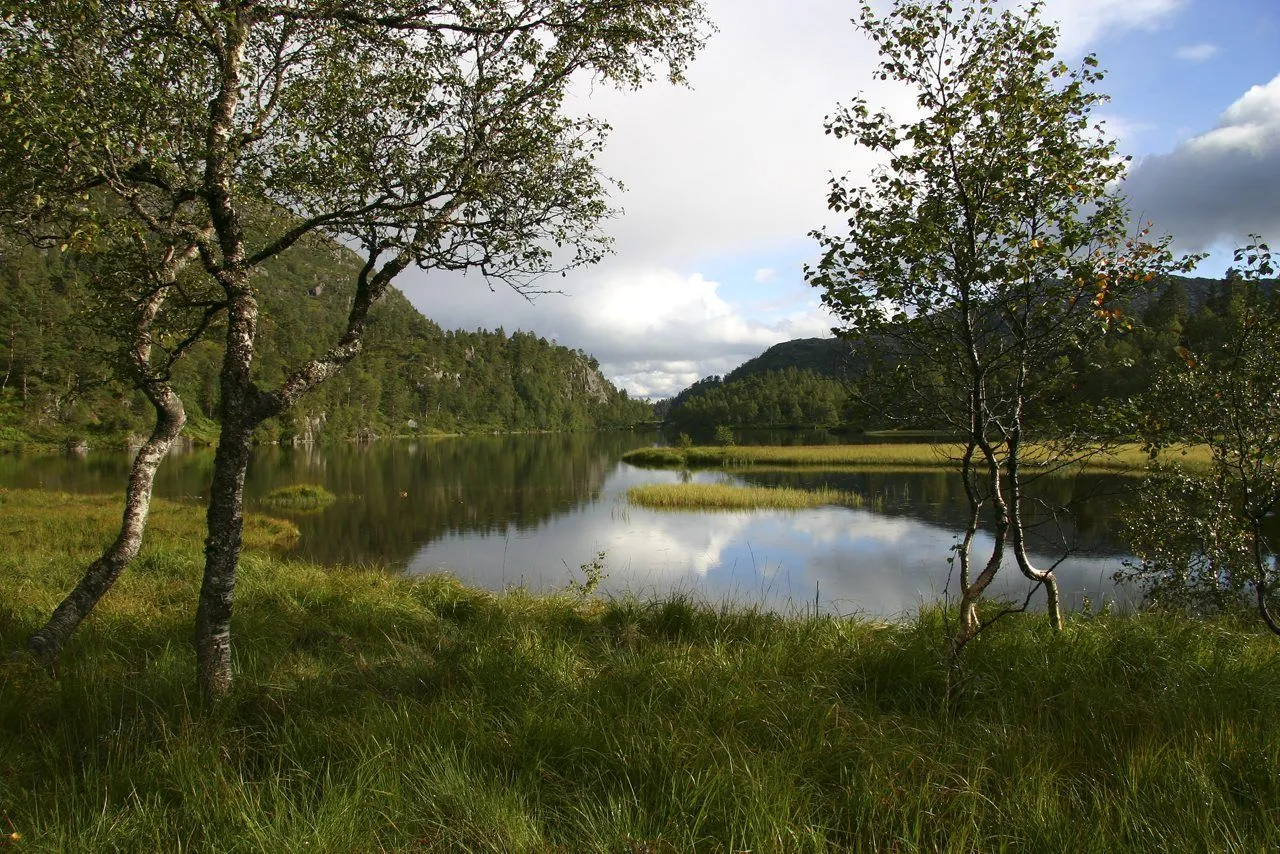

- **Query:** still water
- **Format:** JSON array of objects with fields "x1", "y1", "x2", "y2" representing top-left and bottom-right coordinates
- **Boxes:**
[{"x1": 0, "y1": 432, "x2": 1140, "y2": 615}]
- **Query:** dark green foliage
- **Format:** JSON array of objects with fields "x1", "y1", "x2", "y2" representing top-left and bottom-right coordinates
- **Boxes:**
[
  {"x1": 1121, "y1": 240, "x2": 1280, "y2": 632},
  {"x1": 666, "y1": 367, "x2": 849, "y2": 433},
  {"x1": 661, "y1": 337, "x2": 866, "y2": 433},
  {"x1": 0, "y1": 242, "x2": 136, "y2": 446},
  {"x1": 0, "y1": 240, "x2": 652, "y2": 446},
  {"x1": 663, "y1": 273, "x2": 1279, "y2": 439},
  {"x1": 723, "y1": 337, "x2": 858, "y2": 381}
]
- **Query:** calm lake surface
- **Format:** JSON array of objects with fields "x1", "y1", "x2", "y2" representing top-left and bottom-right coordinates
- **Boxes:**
[{"x1": 1, "y1": 432, "x2": 1141, "y2": 616}]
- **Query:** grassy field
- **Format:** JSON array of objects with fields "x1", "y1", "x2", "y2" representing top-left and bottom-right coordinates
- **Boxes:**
[
  {"x1": 628, "y1": 483, "x2": 871, "y2": 511},
  {"x1": 623, "y1": 442, "x2": 1213, "y2": 474},
  {"x1": 2, "y1": 488, "x2": 1278, "y2": 851}
]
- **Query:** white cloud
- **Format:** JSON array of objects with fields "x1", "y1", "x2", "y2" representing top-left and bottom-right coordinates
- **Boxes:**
[
  {"x1": 1042, "y1": 0, "x2": 1186, "y2": 56},
  {"x1": 393, "y1": 0, "x2": 1224, "y2": 400},
  {"x1": 1094, "y1": 113, "x2": 1157, "y2": 150},
  {"x1": 559, "y1": 0, "x2": 887, "y2": 266},
  {"x1": 1124, "y1": 74, "x2": 1280, "y2": 253},
  {"x1": 402, "y1": 262, "x2": 833, "y2": 399},
  {"x1": 1175, "y1": 42, "x2": 1219, "y2": 62}
]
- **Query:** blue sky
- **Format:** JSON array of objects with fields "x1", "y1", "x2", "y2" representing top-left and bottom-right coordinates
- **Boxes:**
[
  {"x1": 400, "y1": 0, "x2": 1280, "y2": 398},
  {"x1": 1098, "y1": 0, "x2": 1277, "y2": 153}
]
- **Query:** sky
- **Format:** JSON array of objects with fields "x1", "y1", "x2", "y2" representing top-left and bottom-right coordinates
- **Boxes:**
[{"x1": 396, "y1": 0, "x2": 1280, "y2": 399}]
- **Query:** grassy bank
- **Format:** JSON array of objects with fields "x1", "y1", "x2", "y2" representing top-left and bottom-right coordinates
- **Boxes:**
[
  {"x1": 628, "y1": 483, "x2": 870, "y2": 511},
  {"x1": 624, "y1": 442, "x2": 1213, "y2": 473},
  {"x1": 2, "y1": 489, "x2": 1278, "y2": 851}
]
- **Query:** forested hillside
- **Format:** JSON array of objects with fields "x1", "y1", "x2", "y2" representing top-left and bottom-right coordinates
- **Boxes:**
[
  {"x1": 0, "y1": 240, "x2": 650, "y2": 448},
  {"x1": 664, "y1": 274, "x2": 1280, "y2": 435}
]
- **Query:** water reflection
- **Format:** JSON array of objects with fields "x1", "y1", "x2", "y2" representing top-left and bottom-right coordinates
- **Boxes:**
[
  {"x1": 406, "y1": 464, "x2": 1136, "y2": 616},
  {"x1": 0, "y1": 434, "x2": 1140, "y2": 616},
  {"x1": 734, "y1": 469, "x2": 1138, "y2": 556}
]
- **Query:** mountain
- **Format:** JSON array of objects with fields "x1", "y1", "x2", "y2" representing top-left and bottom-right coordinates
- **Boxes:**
[
  {"x1": 662, "y1": 338, "x2": 859, "y2": 434},
  {"x1": 662, "y1": 273, "x2": 1280, "y2": 435},
  {"x1": 725, "y1": 337, "x2": 855, "y2": 382},
  {"x1": 0, "y1": 238, "x2": 651, "y2": 449}
]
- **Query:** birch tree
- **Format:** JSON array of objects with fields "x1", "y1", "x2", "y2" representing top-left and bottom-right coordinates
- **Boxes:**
[
  {"x1": 806, "y1": 0, "x2": 1183, "y2": 647},
  {"x1": 1, "y1": 0, "x2": 709, "y2": 701},
  {"x1": 0, "y1": 42, "x2": 223, "y2": 665}
]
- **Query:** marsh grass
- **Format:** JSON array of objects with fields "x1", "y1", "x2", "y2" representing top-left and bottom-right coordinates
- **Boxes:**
[
  {"x1": 259, "y1": 483, "x2": 337, "y2": 511},
  {"x1": 623, "y1": 442, "x2": 1214, "y2": 474},
  {"x1": 623, "y1": 443, "x2": 952, "y2": 470},
  {"x1": 628, "y1": 482, "x2": 870, "y2": 511},
  {"x1": 2, "y1": 489, "x2": 1278, "y2": 851}
]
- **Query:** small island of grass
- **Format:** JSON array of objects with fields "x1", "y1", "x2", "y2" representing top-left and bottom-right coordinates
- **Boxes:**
[
  {"x1": 628, "y1": 482, "x2": 868, "y2": 511},
  {"x1": 260, "y1": 483, "x2": 337, "y2": 511}
]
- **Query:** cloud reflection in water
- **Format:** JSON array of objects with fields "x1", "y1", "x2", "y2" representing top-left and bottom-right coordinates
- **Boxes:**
[{"x1": 408, "y1": 463, "x2": 1135, "y2": 617}]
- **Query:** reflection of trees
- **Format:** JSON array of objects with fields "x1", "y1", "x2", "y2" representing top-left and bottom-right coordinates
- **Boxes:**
[
  {"x1": 1, "y1": 434, "x2": 1138, "y2": 570},
  {"x1": 245, "y1": 433, "x2": 650, "y2": 567},
  {"x1": 738, "y1": 470, "x2": 1135, "y2": 556},
  {"x1": 0, "y1": 446, "x2": 215, "y2": 501}
]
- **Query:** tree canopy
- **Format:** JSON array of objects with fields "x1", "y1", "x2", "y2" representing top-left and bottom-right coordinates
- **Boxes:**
[
  {"x1": 806, "y1": 0, "x2": 1185, "y2": 644},
  {"x1": 1, "y1": 0, "x2": 709, "y2": 699}
]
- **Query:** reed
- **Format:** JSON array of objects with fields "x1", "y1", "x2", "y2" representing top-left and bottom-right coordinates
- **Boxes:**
[{"x1": 623, "y1": 442, "x2": 1214, "y2": 474}]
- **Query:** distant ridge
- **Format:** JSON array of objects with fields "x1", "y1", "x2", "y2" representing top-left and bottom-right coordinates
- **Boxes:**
[
  {"x1": 661, "y1": 272, "x2": 1280, "y2": 434},
  {"x1": 723, "y1": 337, "x2": 856, "y2": 383}
]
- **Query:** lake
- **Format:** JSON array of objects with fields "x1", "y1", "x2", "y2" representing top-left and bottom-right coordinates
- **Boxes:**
[{"x1": 0, "y1": 432, "x2": 1141, "y2": 616}]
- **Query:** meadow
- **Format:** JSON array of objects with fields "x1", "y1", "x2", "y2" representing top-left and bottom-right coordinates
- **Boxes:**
[{"x1": 1, "y1": 488, "x2": 1277, "y2": 851}]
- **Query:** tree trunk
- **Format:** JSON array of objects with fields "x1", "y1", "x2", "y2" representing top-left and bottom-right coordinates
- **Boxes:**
[
  {"x1": 2, "y1": 326, "x2": 13, "y2": 390},
  {"x1": 193, "y1": 4, "x2": 255, "y2": 704},
  {"x1": 955, "y1": 440, "x2": 987, "y2": 644},
  {"x1": 954, "y1": 411, "x2": 1008, "y2": 649},
  {"x1": 26, "y1": 386, "x2": 185, "y2": 664},
  {"x1": 188, "y1": 4, "x2": 417, "y2": 702},
  {"x1": 25, "y1": 253, "x2": 197, "y2": 665},
  {"x1": 194, "y1": 282, "x2": 260, "y2": 703},
  {"x1": 194, "y1": 415, "x2": 254, "y2": 701},
  {"x1": 1005, "y1": 405, "x2": 1064, "y2": 632}
]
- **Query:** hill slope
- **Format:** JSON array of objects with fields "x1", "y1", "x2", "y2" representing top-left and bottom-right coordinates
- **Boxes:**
[{"x1": 0, "y1": 239, "x2": 650, "y2": 448}]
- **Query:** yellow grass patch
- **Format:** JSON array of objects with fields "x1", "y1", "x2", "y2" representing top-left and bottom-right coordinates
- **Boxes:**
[
  {"x1": 622, "y1": 442, "x2": 1214, "y2": 474},
  {"x1": 627, "y1": 483, "x2": 867, "y2": 511}
]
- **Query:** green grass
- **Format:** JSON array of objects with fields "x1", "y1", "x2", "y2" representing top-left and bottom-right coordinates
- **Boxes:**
[
  {"x1": 2, "y1": 489, "x2": 1279, "y2": 851},
  {"x1": 259, "y1": 483, "x2": 337, "y2": 511},
  {"x1": 624, "y1": 442, "x2": 1214, "y2": 474},
  {"x1": 628, "y1": 482, "x2": 870, "y2": 511}
]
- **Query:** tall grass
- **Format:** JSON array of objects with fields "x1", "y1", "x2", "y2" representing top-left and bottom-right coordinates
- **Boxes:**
[
  {"x1": 628, "y1": 482, "x2": 871, "y2": 510},
  {"x1": 1, "y1": 489, "x2": 1277, "y2": 851}
]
